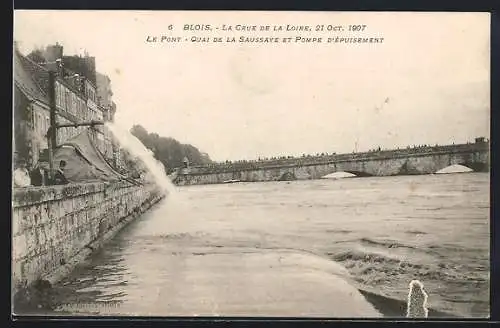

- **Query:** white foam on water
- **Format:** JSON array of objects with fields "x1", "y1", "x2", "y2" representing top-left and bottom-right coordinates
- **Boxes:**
[
  {"x1": 105, "y1": 122, "x2": 178, "y2": 196},
  {"x1": 321, "y1": 171, "x2": 357, "y2": 179},
  {"x1": 436, "y1": 165, "x2": 473, "y2": 174}
]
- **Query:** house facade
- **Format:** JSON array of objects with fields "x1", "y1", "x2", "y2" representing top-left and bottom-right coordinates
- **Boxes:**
[
  {"x1": 13, "y1": 43, "x2": 117, "y2": 169},
  {"x1": 96, "y1": 72, "x2": 121, "y2": 168}
]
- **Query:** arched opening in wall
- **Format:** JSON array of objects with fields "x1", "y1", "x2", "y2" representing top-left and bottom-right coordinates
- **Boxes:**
[
  {"x1": 398, "y1": 161, "x2": 420, "y2": 175},
  {"x1": 346, "y1": 171, "x2": 373, "y2": 177},
  {"x1": 462, "y1": 162, "x2": 489, "y2": 173},
  {"x1": 278, "y1": 171, "x2": 297, "y2": 181},
  {"x1": 435, "y1": 164, "x2": 474, "y2": 174}
]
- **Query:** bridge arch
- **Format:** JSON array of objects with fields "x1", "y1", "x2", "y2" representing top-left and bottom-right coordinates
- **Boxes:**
[
  {"x1": 278, "y1": 171, "x2": 297, "y2": 181},
  {"x1": 321, "y1": 170, "x2": 373, "y2": 179},
  {"x1": 457, "y1": 161, "x2": 489, "y2": 172},
  {"x1": 342, "y1": 170, "x2": 373, "y2": 177},
  {"x1": 232, "y1": 171, "x2": 243, "y2": 180},
  {"x1": 317, "y1": 161, "x2": 377, "y2": 178}
]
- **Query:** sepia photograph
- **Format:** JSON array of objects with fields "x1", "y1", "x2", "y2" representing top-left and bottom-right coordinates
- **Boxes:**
[{"x1": 12, "y1": 10, "x2": 490, "y2": 318}]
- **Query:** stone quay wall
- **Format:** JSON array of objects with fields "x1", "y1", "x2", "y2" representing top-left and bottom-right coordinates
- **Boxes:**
[{"x1": 12, "y1": 181, "x2": 164, "y2": 298}]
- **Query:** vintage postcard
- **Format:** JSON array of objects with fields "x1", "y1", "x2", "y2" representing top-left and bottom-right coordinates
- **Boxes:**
[{"x1": 12, "y1": 10, "x2": 490, "y2": 318}]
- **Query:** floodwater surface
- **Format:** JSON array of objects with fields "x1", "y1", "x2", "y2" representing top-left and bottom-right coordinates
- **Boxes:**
[{"x1": 45, "y1": 173, "x2": 489, "y2": 318}]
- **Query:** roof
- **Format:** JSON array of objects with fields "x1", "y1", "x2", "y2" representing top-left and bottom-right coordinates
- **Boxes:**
[
  {"x1": 13, "y1": 49, "x2": 50, "y2": 104},
  {"x1": 14, "y1": 49, "x2": 117, "y2": 121},
  {"x1": 14, "y1": 51, "x2": 88, "y2": 125},
  {"x1": 16, "y1": 49, "x2": 90, "y2": 103},
  {"x1": 54, "y1": 128, "x2": 130, "y2": 183}
]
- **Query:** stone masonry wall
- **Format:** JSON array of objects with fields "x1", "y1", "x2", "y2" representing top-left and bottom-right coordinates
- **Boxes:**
[
  {"x1": 12, "y1": 181, "x2": 164, "y2": 296},
  {"x1": 176, "y1": 148, "x2": 489, "y2": 186}
]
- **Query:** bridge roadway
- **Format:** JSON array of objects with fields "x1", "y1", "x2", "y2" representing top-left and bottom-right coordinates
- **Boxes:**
[{"x1": 174, "y1": 141, "x2": 489, "y2": 185}]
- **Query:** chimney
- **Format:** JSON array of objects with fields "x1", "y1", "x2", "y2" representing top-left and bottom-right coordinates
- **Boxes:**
[
  {"x1": 45, "y1": 43, "x2": 64, "y2": 62},
  {"x1": 45, "y1": 61, "x2": 59, "y2": 73}
]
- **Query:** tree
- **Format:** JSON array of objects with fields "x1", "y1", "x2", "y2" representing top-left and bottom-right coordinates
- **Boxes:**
[{"x1": 130, "y1": 124, "x2": 212, "y2": 170}]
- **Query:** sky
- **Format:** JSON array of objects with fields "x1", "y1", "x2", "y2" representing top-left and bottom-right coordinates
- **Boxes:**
[{"x1": 13, "y1": 11, "x2": 490, "y2": 161}]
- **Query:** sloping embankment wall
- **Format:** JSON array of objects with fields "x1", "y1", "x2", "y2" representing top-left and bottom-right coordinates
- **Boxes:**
[{"x1": 12, "y1": 181, "x2": 164, "y2": 302}]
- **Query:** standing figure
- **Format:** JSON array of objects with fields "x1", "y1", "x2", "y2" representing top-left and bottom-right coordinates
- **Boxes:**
[
  {"x1": 52, "y1": 160, "x2": 69, "y2": 185},
  {"x1": 30, "y1": 161, "x2": 48, "y2": 186},
  {"x1": 13, "y1": 159, "x2": 31, "y2": 188}
]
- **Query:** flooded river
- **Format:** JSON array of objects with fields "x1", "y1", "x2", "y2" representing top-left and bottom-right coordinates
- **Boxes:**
[{"x1": 45, "y1": 173, "x2": 489, "y2": 318}]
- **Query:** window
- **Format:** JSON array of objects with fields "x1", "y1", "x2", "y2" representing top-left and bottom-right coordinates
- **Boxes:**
[
  {"x1": 75, "y1": 95, "x2": 79, "y2": 115},
  {"x1": 55, "y1": 83, "x2": 59, "y2": 107},
  {"x1": 83, "y1": 99, "x2": 87, "y2": 119},
  {"x1": 39, "y1": 116, "x2": 42, "y2": 137},
  {"x1": 79, "y1": 99, "x2": 84, "y2": 118},
  {"x1": 65, "y1": 89, "x2": 69, "y2": 111},
  {"x1": 61, "y1": 86, "x2": 66, "y2": 110},
  {"x1": 57, "y1": 84, "x2": 61, "y2": 109},
  {"x1": 81, "y1": 98, "x2": 84, "y2": 118},
  {"x1": 75, "y1": 98, "x2": 79, "y2": 118},
  {"x1": 39, "y1": 114, "x2": 44, "y2": 136},
  {"x1": 60, "y1": 84, "x2": 64, "y2": 108},
  {"x1": 70, "y1": 93, "x2": 75, "y2": 114},
  {"x1": 58, "y1": 84, "x2": 62, "y2": 108},
  {"x1": 67, "y1": 90, "x2": 71, "y2": 112},
  {"x1": 58, "y1": 85, "x2": 61, "y2": 109},
  {"x1": 73, "y1": 94, "x2": 77, "y2": 115},
  {"x1": 36, "y1": 113, "x2": 41, "y2": 134}
]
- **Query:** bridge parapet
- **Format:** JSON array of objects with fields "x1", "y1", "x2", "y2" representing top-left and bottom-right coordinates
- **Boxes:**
[{"x1": 188, "y1": 141, "x2": 489, "y2": 175}]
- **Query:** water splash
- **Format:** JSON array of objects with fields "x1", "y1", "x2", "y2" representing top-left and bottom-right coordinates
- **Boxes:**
[
  {"x1": 105, "y1": 122, "x2": 177, "y2": 195},
  {"x1": 406, "y1": 279, "x2": 429, "y2": 318}
]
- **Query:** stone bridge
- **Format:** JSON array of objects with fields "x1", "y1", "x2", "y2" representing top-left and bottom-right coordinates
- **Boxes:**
[{"x1": 174, "y1": 140, "x2": 489, "y2": 186}]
